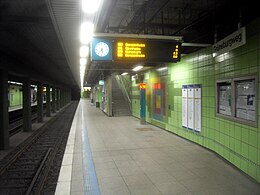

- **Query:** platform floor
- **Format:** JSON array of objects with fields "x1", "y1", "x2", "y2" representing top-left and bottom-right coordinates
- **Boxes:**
[{"x1": 55, "y1": 99, "x2": 260, "y2": 195}]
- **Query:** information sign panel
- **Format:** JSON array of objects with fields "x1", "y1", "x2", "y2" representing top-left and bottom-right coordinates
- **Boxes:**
[
  {"x1": 187, "y1": 85, "x2": 194, "y2": 130},
  {"x1": 194, "y1": 85, "x2": 201, "y2": 132},
  {"x1": 182, "y1": 85, "x2": 188, "y2": 128},
  {"x1": 113, "y1": 39, "x2": 181, "y2": 62}
]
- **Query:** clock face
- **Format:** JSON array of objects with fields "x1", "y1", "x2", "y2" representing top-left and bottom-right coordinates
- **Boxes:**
[{"x1": 95, "y1": 42, "x2": 109, "y2": 57}]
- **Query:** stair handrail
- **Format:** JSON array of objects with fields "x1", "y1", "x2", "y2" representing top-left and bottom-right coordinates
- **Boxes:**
[{"x1": 115, "y1": 75, "x2": 132, "y2": 111}]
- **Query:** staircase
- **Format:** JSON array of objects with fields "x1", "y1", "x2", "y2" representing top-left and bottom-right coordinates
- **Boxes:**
[{"x1": 112, "y1": 76, "x2": 131, "y2": 116}]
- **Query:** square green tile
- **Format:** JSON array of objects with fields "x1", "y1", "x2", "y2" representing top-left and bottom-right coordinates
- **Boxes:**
[
  {"x1": 219, "y1": 133, "x2": 225, "y2": 145},
  {"x1": 242, "y1": 129, "x2": 249, "y2": 144},
  {"x1": 257, "y1": 167, "x2": 260, "y2": 183},
  {"x1": 240, "y1": 159, "x2": 248, "y2": 173},
  {"x1": 215, "y1": 131, "x2": 220, "y2": 142},
  {"x1": 230, "y1": 127, "x2": 235, "y2": 137},
  {"x1": 258, "y1": 133, "x2": 260, "y2": 149},
  {"x1": 234, "y1": 127, "x2": 242, "y2": 140},
  {"x1": 247, "y1": 164, "x2": 257, "y2": 180},
  {"x1": 249, "y1": 130, "x2": 257, "y2": 147},
  {"x1": 233, "y1": 155, "x2": 241, "y2": 168},
  {"x1": 258, "y1": 150, "x2": 260, "y2": 166},
  {"x1": 223, "y1": 148, "x2": 230, "y2": 160},
  {"x1": 224, "y1": 136, "x2": 230, "y2": 148},
  {"x1": 241, "y1": 143, "x2": 249, "y2": 158},
  {"x1": 248, "y1": 146, "x2": 257, "y2": 164},
  {"x1": 234, "y1": 139, "x2": 241, "y2": 153},
  {"x1": 230, "y1": 137, "x2": 235, "y2": 150},
  {"x1": 229, "y1": 153, "x2": 235, "y2": 164}
]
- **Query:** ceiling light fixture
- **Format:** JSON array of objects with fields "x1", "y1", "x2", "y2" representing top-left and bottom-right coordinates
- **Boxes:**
[
  {"x1": 80, "y1": 22, "x2": 94, "y2": 44},
  {"x1": 157, "y1": 67, "x2": 167, "y2": 72},
  {"x1": 132, "y1": 65, "x2": 143, "y2": 72},
  {"x1": 121, "y1": 72, "x2": 128, "y2": 76},
  {"x1": 82, "y1": 0, "x2": 102, "y2": 14},
  {"x1": 80, "y1": 58, "x2": 87, "y2": 66},
  {"x1": 80, "y1": 46, "x2": 89, "y2": 58}
]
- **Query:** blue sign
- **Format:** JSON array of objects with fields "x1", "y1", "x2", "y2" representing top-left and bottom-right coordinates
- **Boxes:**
[{"x1": 91, "y1": 38, "x2": 113, "y2": 61}]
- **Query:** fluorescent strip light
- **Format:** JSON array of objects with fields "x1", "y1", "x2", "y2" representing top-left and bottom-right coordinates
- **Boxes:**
[
  {"x1": 80, "y1": 46, "x2": 89, "y2": 58},
  {"x1": 80, "y1": 58, "x2": 87, "y2": 65},
  {"x1": 157, "y1": 67, "x2": 167, "y2": 71},
  {"x1": 132, "y1": 65, "x2": 143, "y2": 71},
  {"x1": 80, "y1": 22, "x2": 94, "y2": 44},
  {"x1": 82, "y1": 0, "x2": 102, "y2": 14},
  {"x1": 8, "y1": 81, "x2": 22, "y2": 85},
  {"x1": 121, "y1": 72, "x2": 128, "y2": 76}
]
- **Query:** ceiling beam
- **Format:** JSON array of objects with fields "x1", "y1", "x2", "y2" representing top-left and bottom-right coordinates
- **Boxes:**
[{"x1": 93, "y1": 33, "x2": 183, "y2": 41}]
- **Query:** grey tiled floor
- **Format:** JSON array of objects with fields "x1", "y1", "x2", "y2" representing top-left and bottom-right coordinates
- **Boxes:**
[{"x1": 69, "y1": 99, "x2": 260, "y2": 195}]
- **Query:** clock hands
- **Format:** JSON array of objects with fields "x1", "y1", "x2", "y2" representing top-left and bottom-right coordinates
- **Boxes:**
[{"x1": 98, "y1": 48, "x2": 104, "y2": 55}]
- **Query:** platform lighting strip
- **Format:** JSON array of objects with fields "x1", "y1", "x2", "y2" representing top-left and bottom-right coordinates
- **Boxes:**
[
  {"x1": 8, "y1": 81, "x2": 22, "y2": 86},
  {"x1": 82, "y1": 0, "x2": 101, "y2": 14},
  {"x1": 80, "y1": 0, "x2": 102, "y2": 89},
  {"x1": 132, "y1": 65, "x2": 143, "y2": 71}
]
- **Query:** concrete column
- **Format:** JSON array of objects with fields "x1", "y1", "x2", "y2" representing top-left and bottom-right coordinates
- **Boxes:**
[
  {"x1": 0, "y1": 70, "x2": 9, "y2": 150},
  {"x1": 69, "y1": 89, "x2": 71, "y2": 102},
  {"x1": 23, "y1": 77, "x2": 32, "y2": 132},
  {"x1": 60, "y1": 89, "x2": 63, "y2": 108},
  {"x1": 56, "y1": 88, "x2": 60, "y2": 111},
  {"x1": 37, "y1": 81, "x2": 43, "y2": 122},
  {"x1": 46, "y1": 84, "x2": 51, "y2": 117},
  {"x1": 52, "y1": 87, "x2": 56, "y2": 113},
  {"x1": 62, "y1": 89, "x2": 65, "y2": 106},
  {"x1": 63, "y1": 89, "x2": 67, "y2": 106}
]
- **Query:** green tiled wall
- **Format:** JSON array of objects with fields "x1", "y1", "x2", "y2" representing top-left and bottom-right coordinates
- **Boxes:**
[{"x1": 131, "y1": 17, "x2": 260, "y2": 182}]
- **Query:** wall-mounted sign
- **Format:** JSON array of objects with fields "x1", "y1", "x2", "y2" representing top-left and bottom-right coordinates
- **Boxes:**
[
  {"x1": 99, "y1": 80, "x2": 104, "y2": 85},
  {"x1": 117, "y1": 42, "x2": 146, "y2": 58},
  {"x1": 182, "y1": 84, "x2": 202, "y2": 132},
  {"x1": 91, "y1": 38, "x2": 113, "y2": 61},
  {"x1": 114, "y1": 39, "x2": 181, "y2": 62},
  {"x1": 212, "y1": 27, "x2": 246, "y2": 57},
  {"x1": 139, "y1": 83, "x2": 146, "y2": 89},
  {"x1": 182, "y1": 85, "x2": 188, "y2": 128},
  {"x1": 91, "y1": 36, "x2": 181, "y2": 63}
]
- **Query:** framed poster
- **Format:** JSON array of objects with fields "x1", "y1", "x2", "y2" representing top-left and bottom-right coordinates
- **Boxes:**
[
  {"x1": 187, "y1": 85, "x2": 194, "y2": 130},
  {"x1": 216, "y1": 76, "x2": 257, "y2": 127},
  {"x1": 182, "y1": 85, "x2": 188, "y2": 128},
  {"x1": 218, "y1": 83, "x2": 232, "y2": 116},
  {"x1": 194, "y1": 85, "x2": 201, "y2": 132},
  {"x1": 235, "y1": 79, "x2": 256, "y2": 121}
]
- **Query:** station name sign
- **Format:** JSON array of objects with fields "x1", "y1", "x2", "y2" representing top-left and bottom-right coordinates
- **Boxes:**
[
  {"x1": 91, "y1": 37, "x2": 181, "y2": 63},
  {"x1": 212, "y1": 27, "x2": 246, "y2": 57}
]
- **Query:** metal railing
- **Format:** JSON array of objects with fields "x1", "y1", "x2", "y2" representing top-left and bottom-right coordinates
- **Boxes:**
[{"x1": 115, "y1": 75, "x2": 132, "y2": 111}]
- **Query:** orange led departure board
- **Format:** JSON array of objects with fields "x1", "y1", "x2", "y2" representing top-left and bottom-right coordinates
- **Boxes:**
[
  {"x1": 117, "y1": 42, "x2": 146, "y2": 58},
  {"x1": 114, "y1": 39, "x2": 181, "y2": 63}
]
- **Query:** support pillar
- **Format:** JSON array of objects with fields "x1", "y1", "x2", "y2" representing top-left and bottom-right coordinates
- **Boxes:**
[
  {"x1": 52, "y1": 87, "x2": 56, "y2": 113},
  {"x1": 0, "y1": 70, "x2": 9, "y2": 150},
  {"x1": 46, "y1": 84, "x2": 51, "y2": 117},
  {"x1": 56, "y1": 88, "x2": 60, "y2": 111},
  {"x1": 23, "y1": 77, "x2": 32, "y2": 132},
  {"x1": 60, "y1": 89, "x2": 64, "y2": 108},
  {"x1": 140, "y1": 83, "x2": 146, "y2": 124},
  {"x1": 37, "y1": 81, "x2": 43, "y2": 122}
]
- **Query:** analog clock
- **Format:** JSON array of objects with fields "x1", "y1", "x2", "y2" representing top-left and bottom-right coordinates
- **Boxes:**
[{"x1": 95, "y1": 42, "x2": 109, "y2": 57}]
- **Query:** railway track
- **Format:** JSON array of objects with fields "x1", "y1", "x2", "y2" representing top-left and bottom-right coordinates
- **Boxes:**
[
  {"x1": 8, "y1": 104, "x2": 46, "y2": 136},
  {"x1": 0, "y1": 101, "x2": 78, "y2": 195}
]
